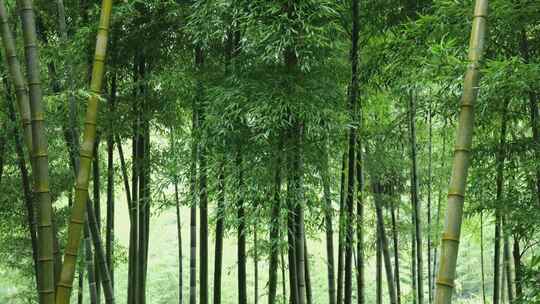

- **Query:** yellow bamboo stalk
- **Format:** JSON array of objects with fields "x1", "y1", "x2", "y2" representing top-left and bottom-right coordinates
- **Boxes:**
[
  {"x1": 434, "y1": 1, "x2": 488, "y2": 304},
  {"x1": 55, "y1": 0, "x2": 113, "y2": 303}
]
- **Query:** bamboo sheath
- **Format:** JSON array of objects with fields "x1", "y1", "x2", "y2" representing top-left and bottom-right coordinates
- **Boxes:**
[
  {"x1": 56, "y1": 0, "x2": 113, "y2": 302},
  {"x1": 434, "y1": 1, "x2": 488, "y2": 304}
]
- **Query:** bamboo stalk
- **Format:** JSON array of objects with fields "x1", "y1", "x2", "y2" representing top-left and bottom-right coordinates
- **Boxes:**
[
  {"x1": 0, "y1": 0, "x2": 32, "y2": 154},
  {"x1": 434, "y1": 1, "x2": 488, "y2": 303},
  {"x1": 4, "y1": 0, "x2": 56, "y2": 301},
  {"x1": 56, "y1": 0, "x2": 113, "y2": 302}
]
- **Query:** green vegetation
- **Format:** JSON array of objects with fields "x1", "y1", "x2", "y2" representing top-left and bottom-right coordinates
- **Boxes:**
[{"x1": 0, "y1": 0, "x2": 539, "y2": 304}]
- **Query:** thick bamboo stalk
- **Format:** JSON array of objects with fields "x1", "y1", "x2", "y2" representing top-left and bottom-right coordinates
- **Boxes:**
[
  {"x1": 62, "y1": 91, "x2": 115, "y2": 304},
  {"x1": 14, "y1": 0, "x2": 56, "y2": 302},
  {"x1": 0, "y1": 1, "x2": 32, "y2": 154},
  {"x1": 56, "y1": 0, "x2": 113, "y2": 302},
  {"x1": 434, "y1": 1, "x2": 488, "y2": 303}
]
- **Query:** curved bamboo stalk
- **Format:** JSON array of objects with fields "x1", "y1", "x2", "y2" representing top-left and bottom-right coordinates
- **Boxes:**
[
  {"x1": 56, "y1": 0, "x2": 113, "y2": 302},
  {"x1": 434, "y1": 1, "x2": 488, "y2": 303}
]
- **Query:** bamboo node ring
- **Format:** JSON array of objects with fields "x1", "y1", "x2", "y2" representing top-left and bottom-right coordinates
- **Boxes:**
[
  {"x1": 436, "y1": 278, "x2": 455, "y2": 288},
  {"x1": 71, "y1": 219, "x2": 85, "y2": 225},
  {"x1": 37, "y1": 256, "x2": 53, "y2": 262},
  {"x1": 56, "y1": 282, "x2": 73, "y2": 288},
  {"x1": 453, "y1": 147, "x2": 470, "y2": 153},
  {"x1": 33, "y1": 150, "x2": 48, "y2": 158},
  {"x1": 31, "y1": 113, "x2": 45, "y2": 121},
  {"x1": 442, "y1": 233, "x2": 460, "y2": 243},
  {"x1": 38, "y1": 289, "x2": 55, "y2": 294},
  {"x1": 75, "y1": 186, "x2": 89, "y2": 191},
  {"x1": 447, "y1": 192, "x2": 464, "y2": 199},
  {"x1": 64, "y1": 251, "x2": 79, "y2": 257},
  {"x1": 79, "y1": 150, "x2": 93, "y2": 159}
]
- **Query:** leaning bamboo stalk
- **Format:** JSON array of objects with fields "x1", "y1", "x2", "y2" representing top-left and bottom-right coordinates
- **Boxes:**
[
  {"x1": 56, "y1": 0, "x2": 113, "y2": 302},
  {"x1": 63, "y1": 121, "x2": 115, "y2": 303},
  {"x1": 434, "y1": 1, "x2": 488, "y2": 303}
]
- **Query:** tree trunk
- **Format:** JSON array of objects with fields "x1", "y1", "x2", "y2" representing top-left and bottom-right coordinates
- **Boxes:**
[
  {"x1": 344, "y1": 0, "x2": 359, "y2": 303},
  {"x1": 61, "y1": 97, "x2": 115, "y2": 304},
  {"x1": 237, "y1": 149, "x2": 247, "y2": 304},
  {"x1": 93, "y1": 137, "x2": 102, "y2": 304},
  {"x1": 106, "y1": 65, "x2": 116, "y2": 293},
  {"x1": 512, "y1": 237, "x2": 522, "y2": 299},
  {"x1": 304, "y1": 236, "x2": 312, "y2": 304},
  {"x1": 432, "y1": 121, "x2": 446, "y2": 301},
  {"x1": 503, "y1": 225, "x2": 513, "y2": 303},
  {"x1": 11, "y1": 0, "x2": 56, "y2": 301},
  {"x1": 175, "y1": 174, "x2": 183, "y2": 304},
  {"x1": 78, "y1": 267, "x2": 84, "y2": 304},
  {"x1": 195, "y1": 46, "x2": 208, "y2": 304},
  {"x1": 480, "y1": 212, "x2": 486, "y2": 304},
  {"x1": 356, "y1": 120, "x2": 365, "y2": 304},
  {"x1": 85, "y1": 216, "x2": 99, "y2": 304},
  {"x1": 391, "y1": 200, "x2": 401, "y2": 304},
  {"x1": 494, "y1": 99, "x2": 509, "y2": 304},
  {"x1": 322, "y1": 140, "x2": 336, "y2": 304},
  {"x1": 434, "y1": 2, "x2": 488, "y2": 302},
  {"x1": 287, "y1": 145, "x2": 299, "y2": 304},
  {"x1": 293, "y1": 123, "x2": 307, "y2": 304},
  {"x1": 128, "y1": 55, "x2": 141, "y2": 304},
  {"x1": 372, "y1": 182, "x2": 397, "y2": 304},
  {"x1": 138, "y1": 55, "x2": 151, "y2": 304},
  {"x1": 213, "y1": 161, "x2": 225, "y2": 304},
  {"x1": 280, "y1": 245, "x2": 287, "y2": 304},
  {"x1": 268, "y1": 137, "x2": 283, "y2": 304},
  {"x1": 427, "y1": 99, "x2": 433, "y2": 304},
  {"x1": 409, "y1": 91, "x2": 423, "y2": 304},
  {"x1": 376, "y1": 227, "x2": 382, "y2": 304},
  {"x1": 254, "y1": 229, "x2": 259, "y2": 304},
  {"x1": 337, "y1": 152, "x2": 347, "y2": 304},
  {"x1": 189, "y1": 100, "x2": 198, "y2": 304}
]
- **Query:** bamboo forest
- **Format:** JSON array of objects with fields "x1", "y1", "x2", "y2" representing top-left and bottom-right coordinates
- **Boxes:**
[{"x1": 0, "y1": 0, "x2": 539, "y2": 303}]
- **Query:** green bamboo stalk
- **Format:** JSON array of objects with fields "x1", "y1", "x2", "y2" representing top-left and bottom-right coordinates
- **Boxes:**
[
  {"x1": 56, "y1": 0, "x2": 113, "y2": 302},
  {"x1": 0, "y1": 0, "x2": 32, "y2": 155},
  {"x1": 434, "y1": 1, "x2": 488, "y2": 303},
  {"x1": 12, "y1": 0, "x2": 56, "y2": 302}
]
